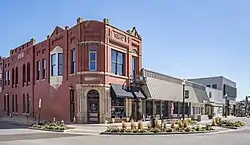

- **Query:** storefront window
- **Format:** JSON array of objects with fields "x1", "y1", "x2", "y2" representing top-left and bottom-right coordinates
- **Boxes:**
[
  {"x1": 111, "y1": 98, "x2": 125, "y2": 118},
  {"x1": 146, "y1": 100, "x2": 153, "y2": 115},
  {"x1": 162, "y1": 101, "x2": 169, "y2": 118},
  {"x1": 155, "y1": 101, "x2": 161, "y2": 115}
]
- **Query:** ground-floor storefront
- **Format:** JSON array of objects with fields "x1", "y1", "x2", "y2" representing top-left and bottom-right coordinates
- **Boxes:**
[{"x1": 74, "y1": 83, "x2": 206, "y2": 124}]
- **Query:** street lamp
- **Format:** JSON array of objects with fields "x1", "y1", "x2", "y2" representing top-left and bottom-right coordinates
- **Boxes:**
[
  {"x1": 224, "y1": 94, "x2": 228, "y2": 118},
  {"x1": 182, "y1": 79, "x2": 186, "y2": 122}
]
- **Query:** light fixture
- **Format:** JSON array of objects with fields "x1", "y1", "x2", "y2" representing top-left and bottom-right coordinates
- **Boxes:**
[
  {"x1": 182, "y1": 79, "x2": 186, "y2": 86},
  {"x1": 69, "y1": 86, "x2": 73, "y2": 90}
]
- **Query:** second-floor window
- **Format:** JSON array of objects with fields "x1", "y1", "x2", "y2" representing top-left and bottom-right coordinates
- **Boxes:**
[
  {"x1": 51, "y1": 54, "x2": 56, "y2": 76},
  {"x1": 15, "y1": 67, "x2": 18, "y2": 85},
  {"x1": 89, "y1": 51, "x2": 97, "y2": 71},
  {"x1": 132, "y1": 56, "x2": 137, "y2": 78},
  {"x1": 7, "y1": 70, "x2": 10, "y2": 86},
  {"x1": 5, "y1": 72, "x2": 7, "y2": 86},
  {"x1": 42, "y1": 59, "x2": 46, "y2": 79},
  {"x1": 11, "y1": 68, "x2": 14, "y2": 87},
  {"x1": 36, "y1": 61, "x2": 40, "y2": 80},
  {"x1": 27, "y1": 63, "x2": 30, "y2": 83},
  {"x1": 22, "y1": 64, "x2": 26, "y2": 86},
  {"x1": 71, "y1": 49, "x2": 76, "y2": 74},
  {"x1": 58, "y1": 53, "x2": 63, "y2": 76},
  {"x1": 111, "y1": 49, "x2": 124, "y2": 76}
]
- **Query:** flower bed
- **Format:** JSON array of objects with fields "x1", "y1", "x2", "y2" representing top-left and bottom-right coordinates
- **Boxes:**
[
  {"x1": 100, "y1": 119, "x2": 216, "y2": 135},
  {"x1": 29, "y1": 121, "x2": 73, "y2": 132},
  {"x1": 211, "y1": 117, "x2": 246, "y2": 129}
]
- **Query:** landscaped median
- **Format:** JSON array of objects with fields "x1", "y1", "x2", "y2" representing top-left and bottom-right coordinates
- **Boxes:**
[
  {"x1": 211, "y1": 117, "x2": 246, "y2": 129},
  {"x1": 100, "y1": 119, "x2": 217, "y2": 135},
  {"x1": 29, "y1": 121, "x2": 73, "y2": 132}
]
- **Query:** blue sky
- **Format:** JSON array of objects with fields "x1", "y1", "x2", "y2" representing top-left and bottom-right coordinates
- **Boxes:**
[{"x1": 1, "y1": 0, "x2": 249, "y2": 100}]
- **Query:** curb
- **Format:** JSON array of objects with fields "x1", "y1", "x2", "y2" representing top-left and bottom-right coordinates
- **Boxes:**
[
  {"x1": 100, "y1": 130, "x2": 218, "y2": 135},
  {"x1": 218, "y1": 125, "x2": 245, "y2": 130},
  {"x1": 28, "y1": 127, "x2": 66, "y2": 133}
]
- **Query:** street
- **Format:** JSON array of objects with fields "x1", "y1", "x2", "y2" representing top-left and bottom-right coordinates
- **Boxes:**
[{"x1": 0, "y1": 118, "x2": 250, "y2": 145}]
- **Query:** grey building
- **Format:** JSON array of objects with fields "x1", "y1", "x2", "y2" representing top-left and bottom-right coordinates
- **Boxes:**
[
  {"x1": 188, "y1": 76, "x2": 237, "y2": 116},
  {"x1": 140, "y1": 68, "x2": 210, "y2": 120}
]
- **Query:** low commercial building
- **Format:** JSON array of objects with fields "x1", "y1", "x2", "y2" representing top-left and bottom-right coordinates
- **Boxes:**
[
  {"x1": 140, "y1": 69, "x2": 210, "y2": 121},
  {"x1": 189, "y1": 76, "x2": 237, "y2": 116}
]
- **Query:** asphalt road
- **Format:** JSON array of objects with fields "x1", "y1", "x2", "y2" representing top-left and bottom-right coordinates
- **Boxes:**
[{"x1": 0, "y1": 118, "x2": 250, "y2": 145}]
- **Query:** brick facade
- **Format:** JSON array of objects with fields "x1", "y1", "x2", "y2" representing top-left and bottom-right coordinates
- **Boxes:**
[{"x1": 0, "y1": 17, "x2": 142, "y2": 123}]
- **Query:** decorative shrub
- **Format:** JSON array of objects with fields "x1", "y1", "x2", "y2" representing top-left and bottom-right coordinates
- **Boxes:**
[
  {"x1": 215, "y1": 117, "x2": 222, "y2": 124},
  {"x1": 171, "y1": 121, "x2": 175, "y2": 129},
  {"x1": 183, "y1": 120, "x2": 189, "y2": 128},
  {"x1": 156, "y1": 119, "x2": 161, "y2": 129},
  {"x1": 195, "y1": 125, "x2": 201, "y2": 131},
  {"x1": 138, "y1": 120, "x2": 143, "y2": 130},
  {"x1": 211, "y1": 119, "x2": 217, "y2": 126},
  {"x1": 178, "y1": 120, "x2": 183, "y2": 128},
  {"x1": 166, "y1": 128, "x2": 173, "y2": 132},
  {"x1": 147, "y1": 122, "x2": 152, "y2": 129},
  {"x1": 130, "y1": 119, "x2": 136, "y2": 129},
  {"x1": 121, "y1": 121, "x2": 127, "y2": 129},
  {"x1": 185, "y1": 127, "x2": 191, "y2": 132}
]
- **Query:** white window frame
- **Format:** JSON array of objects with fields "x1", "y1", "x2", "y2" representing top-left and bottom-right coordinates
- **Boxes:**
[{"x1": 89, "y1": 51, "x2": 97, "y2": 71}]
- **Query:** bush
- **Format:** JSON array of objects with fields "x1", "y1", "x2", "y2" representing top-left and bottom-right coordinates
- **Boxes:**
[
  {"x1": 178, "y1": 120, "x2": 183, "y2": 128},
  {"x1": 166, "y1": 128, "x2": 173, "y2": 132},
  {"x1": 171, "y1": 121, "x2": 175, "y2": 129},
  {"x1": 121, "y1": 121, "x2": 127, "y2": 129},
  {"x1": 130, "y1": 119, "x2": 136, "y2": 130},
  {"x1": 211, "y1": 119, "x2": 217, "y2": 126},
  {"x1": 185, "y1": 127, "x2": 191, "y2": 132},
  {"x1": 138, "y1": 120, "x2": 143, "y2": 130}
]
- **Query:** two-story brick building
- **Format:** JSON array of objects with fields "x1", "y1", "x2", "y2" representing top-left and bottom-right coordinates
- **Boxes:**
[{"x1": 0, "y1": 17, "x2": 144, "y2": 123}]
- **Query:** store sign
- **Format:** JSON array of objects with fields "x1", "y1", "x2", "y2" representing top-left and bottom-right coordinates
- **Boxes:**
[
  {"x1": 113, "y1": 31, "x2": 125, "y2": 42},
  {"x1": 18, "y1": 52, "x2": 24, "y2": 59}
]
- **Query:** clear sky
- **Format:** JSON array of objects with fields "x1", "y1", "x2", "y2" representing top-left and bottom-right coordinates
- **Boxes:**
[{"x1": 1, "y1": 0, "x2": 249, "y2": 100}]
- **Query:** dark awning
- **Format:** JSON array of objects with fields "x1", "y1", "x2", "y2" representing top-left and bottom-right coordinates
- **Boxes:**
[
  {"x1": 133, "y1": 91, "x2": 145, "y2": 99},
  {"x1": 110, "y1": 84, "x2": 134, "y2": 98}
]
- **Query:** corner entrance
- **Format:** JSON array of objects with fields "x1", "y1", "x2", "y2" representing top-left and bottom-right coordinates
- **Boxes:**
[{"x1": 87, "y1": 90, "x2": 100, "y2": 124}]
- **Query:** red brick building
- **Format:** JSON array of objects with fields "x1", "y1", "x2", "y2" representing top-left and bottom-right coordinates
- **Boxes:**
[{"x1": 0, "y1": 17, "x2": 143, "y2": 123}]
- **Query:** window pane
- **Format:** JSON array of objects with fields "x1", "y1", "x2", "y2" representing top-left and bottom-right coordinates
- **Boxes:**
[
  {"x1": 89, "y1": 51, "x2": 96, "y2": 61},
  {"x1": 89, "y1": 62, "x2": 96, "y2": 71},
  {"x1": 111, "y1": 62, "x2": 116, "y2": 74},
  {"x1": 72, "y1": 62, "x2": 76, "y2": 73},
  {"x1": 51, "y1": 54, "x2": 56, "y2": 65},
  {"x1": 117, "y1": 64, "x2": 123, "y2": 75},
  {"x1": 72, "y1": 49, "x2": 76, "y2": 62},
  {"x1": 58, "y1": 53, "x2": 63, "y2": 65},
  {"x1": 37, "y1": 61, "x2": 40, "y2": 71},
  {"x1": 52, "y1": 65, "x2": 56, "y2": 76},
  {"x1": 117, "y1": 52, "x2": 123, "y2": 64},
  {"x1": 58, "y1": 65, "x2": 63, "y2": 76},
  {"x1": 111, "y1": 50, "x2": 116, "y2": 62}
]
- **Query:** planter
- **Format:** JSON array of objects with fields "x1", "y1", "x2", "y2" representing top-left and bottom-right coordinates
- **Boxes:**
[
  {"x1": 29, "y1": 127, "x2": 67, "y2": 132},
  {"x1": 100, "y1": 130, "x2": 217, "y2": 135}
]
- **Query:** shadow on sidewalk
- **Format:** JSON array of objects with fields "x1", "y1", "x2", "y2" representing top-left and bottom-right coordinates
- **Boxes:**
[{"x1": 0, "y1": 120, "x2": 29, "y2": 129}]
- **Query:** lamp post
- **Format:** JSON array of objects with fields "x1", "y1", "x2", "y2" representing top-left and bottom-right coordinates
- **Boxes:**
[
  {"x1": 182, "y1": 80, "x2": 186, "y2": 122},
  {"x1": 224, "y1": 94, "x2": 228, "y2": 118},
  {"x1": 245, "y1": 96, "x2": 249, "y2": 116}
]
